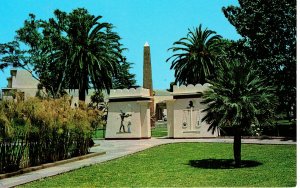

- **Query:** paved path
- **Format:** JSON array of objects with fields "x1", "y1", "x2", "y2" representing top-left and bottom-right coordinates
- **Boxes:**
[{"x1": 0, "y1": 138, "x2": 296, "y2": 188}]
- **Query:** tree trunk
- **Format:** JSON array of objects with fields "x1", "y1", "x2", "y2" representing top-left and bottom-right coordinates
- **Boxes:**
[
  {"x1": 79, "y1": 70, "x2": 88, "y2": 104},
  {"x1": 79, "y1": 88, "x2": 86, "y2": 103},
  {"x1": 233, "y1": 126, "x2": 242, "y2": 167}
]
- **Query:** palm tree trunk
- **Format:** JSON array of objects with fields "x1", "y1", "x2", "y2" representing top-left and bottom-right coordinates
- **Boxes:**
[
  {"x1": 233, "y1": 126, "x2": 242, "y2": 167},
  {"x1": 79, "y1": 69, "x2": 88, "y2": 103},
  {"x1": 79, "y1": 88, "x2": 86, "y2": 102}
]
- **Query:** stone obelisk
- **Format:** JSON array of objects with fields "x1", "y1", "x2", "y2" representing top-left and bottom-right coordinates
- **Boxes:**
[{"x1": 143, "y1": 42, "x2": 155, "y2": 127}]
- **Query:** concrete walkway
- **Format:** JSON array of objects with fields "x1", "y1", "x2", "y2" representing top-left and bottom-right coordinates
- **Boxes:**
[{"x1": 0, "y1": 138, "x2": 296, "y2": 188}]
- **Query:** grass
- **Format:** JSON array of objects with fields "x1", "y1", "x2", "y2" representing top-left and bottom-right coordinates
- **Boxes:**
[
  {"x1": 20, "y1": 143, "x2": 296, "y2": 187},
  {"x1": 92, "y1": 129, "x2": 105, "y2": 139},
  {"x1": 151, "y1": 127, "x2": 168, "y2": 137},
  {"x1": 92, "y1": 123, "x2": 168, "y2": 139}
]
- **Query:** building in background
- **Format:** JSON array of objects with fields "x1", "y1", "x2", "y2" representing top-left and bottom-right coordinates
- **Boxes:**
[
  {"x1": 1, "y1": 69, "x2": 40, "y2": 101},
  {"x1": 0, "y1": 69, "x2": 94, "y2": 106}
]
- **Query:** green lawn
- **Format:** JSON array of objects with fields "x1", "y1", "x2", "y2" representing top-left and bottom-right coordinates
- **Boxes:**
[
  {"x1": 151, "y1": 127, "x2": 168, "y2": 137},
  {"x1": 20, "y1": 143, "x2": 296, "y2": 187},
  {"x1": 92, "y1": 124, "x2": 168, "y2": 139},
  {"x1": 92, "y1": 129, "x2": 105, "y2": 139}
]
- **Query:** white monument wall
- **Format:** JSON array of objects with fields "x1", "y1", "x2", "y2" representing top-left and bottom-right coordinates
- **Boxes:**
[
  {"x1": 167, "y1": 84, "x2": 218, "y2": 138},
  {"x1": 105, "y1": 88, "x2": 151, "y2": 139}
]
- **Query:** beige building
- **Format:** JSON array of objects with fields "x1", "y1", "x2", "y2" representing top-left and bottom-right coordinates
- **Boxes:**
[
  {"x1": 1, "y1": 69, "x2": 40, "y2": 100},
  {"x1": 1, "y1": 69, "x2": 171, "y2": 119},
  {"x1": 0, "y1": 69, "x2": 95, "y2": 104},
  {"x1": 1, "y1": 69, "x2": 216, "y2": 138}
]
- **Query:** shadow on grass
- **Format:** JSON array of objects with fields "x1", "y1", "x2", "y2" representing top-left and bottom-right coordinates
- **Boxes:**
[{"x1": 189, "y1": 159, "x2": 262, "y2": 169}]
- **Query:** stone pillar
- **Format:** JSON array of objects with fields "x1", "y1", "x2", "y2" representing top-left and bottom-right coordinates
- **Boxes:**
[{"x1": 143, "y1": 42, "x2": 155, "y2": 127}]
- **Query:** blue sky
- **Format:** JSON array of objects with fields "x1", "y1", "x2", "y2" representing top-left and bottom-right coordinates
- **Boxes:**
[{"x1": 0, "y1": 0, "x2": 240, "y2": 90}]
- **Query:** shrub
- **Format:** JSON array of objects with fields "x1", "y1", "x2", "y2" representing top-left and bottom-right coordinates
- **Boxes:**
[
  {"x1": 0, "y1": 100, "x2": 27, "y2": 173},
  {"x1": 0, "y1": 97, "x2": 102, "y2": 173}
]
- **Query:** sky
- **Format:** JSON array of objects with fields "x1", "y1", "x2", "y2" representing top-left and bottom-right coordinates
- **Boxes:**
[{"x1": 0, "y1": 0, "x2": 240, "y2": 90}]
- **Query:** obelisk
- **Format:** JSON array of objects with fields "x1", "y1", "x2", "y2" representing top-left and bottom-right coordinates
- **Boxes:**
[{"x1": 143, "y1": 42, "x2": 155, "y2": 127}]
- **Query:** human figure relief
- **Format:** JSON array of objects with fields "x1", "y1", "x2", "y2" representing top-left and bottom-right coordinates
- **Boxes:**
[{"x1": 119, "y1": 110, "x2": 132, "y2": 133}]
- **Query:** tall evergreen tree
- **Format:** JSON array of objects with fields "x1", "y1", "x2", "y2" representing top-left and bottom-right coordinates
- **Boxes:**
[
  {"x1": 223, "y1": 0, "x2": 296, "y2": 119},
  {"x1": 112, "y1": 61, "x2": 136, "y2": 89}
]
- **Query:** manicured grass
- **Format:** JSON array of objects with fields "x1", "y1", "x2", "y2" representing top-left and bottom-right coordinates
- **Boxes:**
[
  {"x1": 93, "y1": 124, "x2": 168, "y2": 138},
  {"x1": 20, "y1": 143, "x2": 296, "y2": 187},
  {"x1": 151, "y1": 127, "x2": 168, "y2": 137},
  {"x1": 92, "y1": 129, "x2": 105, "y2": 139}
]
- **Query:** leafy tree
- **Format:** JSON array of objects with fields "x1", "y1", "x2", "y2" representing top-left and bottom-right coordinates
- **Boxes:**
[
  {"x1": 223, "y1": 0, "x2": 296, "y2": 119},
  {"x1": 112, "y1": 60, "x2": 136, "y2": 89},
  {"x1": 14, "y1": 8, "x2": 135, "y2": 100},
  {"x1": 201, "y1": 60, "x2": 276, "y2": 167},
  {"x1": 0, "y1": 41, "x2": 30, "y2": 70},
  {"x1": 61, "y1": 9, "x2": 124, "y2": 101},
  {"x1": 89, "y1": 90, "x2": 104, "y2": 109},
  {"x1": 167, "y1": 24, "x2": 224, "y2": 85},
  {"x1": 16, "y1": 13, "x2": 74, "y2": 97}
]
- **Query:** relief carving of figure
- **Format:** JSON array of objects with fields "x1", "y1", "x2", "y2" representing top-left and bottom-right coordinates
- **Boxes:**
[{"x1": 119, "y1": 110, "x2": 132, "y2": 133}]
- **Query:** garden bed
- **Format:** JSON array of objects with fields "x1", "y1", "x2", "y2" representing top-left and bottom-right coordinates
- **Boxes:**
[{"x1": 0, "y1": 151, "x2": 106, "y2": 179}]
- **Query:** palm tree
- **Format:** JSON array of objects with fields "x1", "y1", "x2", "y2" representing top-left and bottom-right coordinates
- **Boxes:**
[
  {"x1": 167, "y1": 24, "x2": 224, "y2": 85},
  {"x1": 60, "y1": 9, "x2": 123, "y2": 101},
  {"x1": 201, "y1": 60, "x2": 276, "y2": 167},
  {"x1": 49, "y1": 8, "x2": 124, "y2": 101}
]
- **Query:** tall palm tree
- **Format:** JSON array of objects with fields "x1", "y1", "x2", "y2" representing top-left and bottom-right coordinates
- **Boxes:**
[
  {"x1": 45, "y1": 8, "x2": 124, "y2": 101},
  {"x1": 167, "y1": 24, "x2": 224, "y2": 85},
  {"x1": 60, "y1": 9, "x2": 123, "y2": 101},
  {"x1": 201, "y1": 60, "x2": 276, "y2": 167}
]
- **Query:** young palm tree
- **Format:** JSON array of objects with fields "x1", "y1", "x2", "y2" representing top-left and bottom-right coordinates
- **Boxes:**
[
  {"x1": 167, "y1": 24, "x2": 224, "y2": 85},
  {"x1": 201, "y1": 60, "x2": 276, "y2": 167}
]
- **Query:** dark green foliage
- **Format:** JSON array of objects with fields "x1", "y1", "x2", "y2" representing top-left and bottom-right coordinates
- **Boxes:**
[
  {"x1": 58, "y1": 8, "x2": 123, "y2": 101},
  {"x1": 0, "y1": 129, "x2": 27, "y2": 173},
  {"x1": 90, "y1": 91, "x2": 104, "y2": 108},
  {"x1": 220, "y1": 120, "x2": 296, "y2": 138},
  {"x1": 112, "y1": 61, "x2": 136, "y2": 89},
  {"x1": 167, "y1": 24, "x2": 224, "y2": 85},
  {"x1": 223, "y1": 0, "x2": 296, "y2": 119},
  {"x1": 12, "y1": 8, "x2": 135, "y2": 100},
  {"x1": 201, "y1": 60, "x2": 277, "y2": 166},
  {"x1": 15, "y1": 13, "x2": 73, "y2": 97},
  {"x1": 166, "y1": 81, "x2": 176, "y2": 92},
  {"x1": 0, "y1": 41, "x2": 26, "y2": 70}
]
